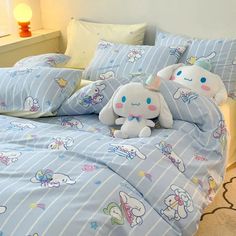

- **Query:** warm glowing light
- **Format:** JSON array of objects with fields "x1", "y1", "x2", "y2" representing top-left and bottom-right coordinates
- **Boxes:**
[{"x1": 13, "y1": 3, "x2": 32, "y2": 23}]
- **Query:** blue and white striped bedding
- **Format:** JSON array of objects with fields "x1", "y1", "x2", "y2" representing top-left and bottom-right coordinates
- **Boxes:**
[{"x1": 0, "y1": 78, "x2": 227, "y2": 236}]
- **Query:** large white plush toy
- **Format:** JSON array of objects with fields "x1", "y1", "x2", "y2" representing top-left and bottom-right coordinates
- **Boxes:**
[
  {"x1": 157, "y1": 60, "x2": 227, "y2": 105},
  {"x1": 99, "y1": 80, "x2": 173, "y2": 139}
]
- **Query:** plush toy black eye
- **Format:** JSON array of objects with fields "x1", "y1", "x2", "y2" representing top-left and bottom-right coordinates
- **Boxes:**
[
  {"x1": 121, "y1": 96, "x2": 126, "y2": 103},
  {"x1": 177, "y1": 70, "x2": 182, "y2": 76},
  {"x1": 146, "y1": 97, "x2": 151, "y2": 104},
  {"x1": 200, "y1": 77, "x2": 207, "y2": 83}
]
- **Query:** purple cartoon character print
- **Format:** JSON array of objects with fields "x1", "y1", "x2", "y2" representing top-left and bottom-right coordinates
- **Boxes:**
[
  {"x1": 79, "y1": 83, "x2": 106, "y2": 108},
  {"x1": 169, "y1": 46, "x2": 186, "y2": 60},
  {"x1": 60, "y1": 117, "x2": 83, "y2": 129},
  {"x1": 160, "y1": 185, "x2": 193, "y2": 221},
  {"x1": 173, "y1": 88, "x2": 198, "y2": 104},
  {"x1": 103, "y1": 191, "x2": 146, "y2": 227},
  {"x1": 156, "y1": 141, "x2": 185, "y2": 172},
  {"x1": 30, "y1": 169, "x2": 76, "y2": 188},
  {"x1": 108, "y1": 144, "x2": 146, "y2": 160},
  {"x1": 213, "y1": 120, "x2": 227, "y2": 150},
  {"x1": 24, "y1": 96, "x2": 40, "y2": 112}
]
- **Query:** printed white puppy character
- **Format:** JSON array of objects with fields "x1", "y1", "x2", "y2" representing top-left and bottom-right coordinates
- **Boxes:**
[
  {"x1": 48, "y1": 137, "x2": 74, "y2": 150},
  {"x1": 10, "y1": 121, "x2": 36, "y2": 130},
  {"x1": 24, "y1": 96, "x2": 40, "y2": 112},
  {"x1": 0, "y1": 205, "x2": 6, "y2": 214},
  {"x1": 160, "y1": 185, "x2": 193, "y2": 221},
  {"x1": 103, "y1": 191, "x2": 146, "y2": 227},
  {"x1": 30, "y1": 169, "x2": 76, "y2": 188},
  {"x1": 99, "y1": 71, "x2": 115, "y2": 80},
  {"x1": 109, "y1": 144, "x2": 146, "y2": 160},
  {"x1": 128, "y1": 48, "x2": 144, "y2": 63},
  {"x1": 0, "y1": 151, "x2": 22, "y2": 166}
]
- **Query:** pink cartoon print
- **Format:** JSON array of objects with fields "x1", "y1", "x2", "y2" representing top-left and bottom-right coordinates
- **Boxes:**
[
  {"x1": 103, "y1": 191, "x2": 146, "y2": 227},
  {"x1": 60, "y1": 117, "x2": 83, "y2": 129},
  {"x1": 82, "y1": 164, "x2": 97, "y2": 172},
  {"x1": 79, "y1": 83, "x2": 106, "y2": 108},
  {"x1": 0, "y1": 205, "x2": 6, "y2": 214},
  {"x1": 213, "y1": 120, "x2": 227, "y2": 150},
  {"x1": 30, "y1": 169, "x2": 76, "y2": 188},
  {"x1": 24, "y1": 96, "x2": 40, "y2": 112},
  {"x1": 48, "y1": 137, "x2": 74, "y2": 150},
  {"x1": 156, "y1": 141, "x2": 185, "y2": 172},
  {"x1": 99, "y1": 71, "x2": 115, "y2": 80},
  {"x1": 0, "y1": 151, "x2": 21, "y2": 166},
  {"x1": 128, "y1": 48, "x2": 144, "y2": 63},
  {"x1": 173, "y1": 88, "x2": 198, "y2": 104},
  {"x1": 160, "y1": 185, "x2": 193, "y2": 221},
  {"x1": 109, "y1": 144, "x2": 146, "y2": 160}
]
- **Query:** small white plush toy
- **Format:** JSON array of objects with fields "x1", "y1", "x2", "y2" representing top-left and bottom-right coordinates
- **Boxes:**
[
  {"x1": 157, "y1": 60, "x2": 227, "y2": 105},
  {"x1": 99, "y1": 80, "x2": 173, "y2": 139}
]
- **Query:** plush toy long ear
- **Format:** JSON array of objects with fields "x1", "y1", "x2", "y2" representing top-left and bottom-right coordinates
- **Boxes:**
[
  {"x1": 214, "y1": 75, "x2": 228, "y2": 105},
  {"x1": 158, "y1": 94, "x2": 173, "y2": 128},
  {"x1": 99, "y1": 87, "x2": 121, "y2": 125},
  {"x1": 157, "y1": 63, "x2": 183, "y2": 80}
]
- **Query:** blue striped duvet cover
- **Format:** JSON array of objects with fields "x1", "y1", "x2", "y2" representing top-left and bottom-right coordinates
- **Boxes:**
[{"x1": 0, "y1": 80, "x2": 227, "y2": 236}]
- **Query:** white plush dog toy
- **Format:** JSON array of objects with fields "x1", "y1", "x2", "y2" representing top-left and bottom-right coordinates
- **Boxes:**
[
  {"x1": 157, "y1": 60, "x2": 227, "y2": 105},
  {"x1": 99, "y1": 80, "x2": 173, "y2": 138}
]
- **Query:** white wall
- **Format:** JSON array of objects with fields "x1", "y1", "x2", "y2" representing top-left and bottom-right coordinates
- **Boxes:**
[
  {"x1": 40, "y1": 0, "x2": 236, "y2": 52},
  {"x1": 10, "y1": 0, "x2": 42, "y2": 35}
]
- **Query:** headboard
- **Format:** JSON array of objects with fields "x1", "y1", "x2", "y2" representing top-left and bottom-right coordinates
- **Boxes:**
[{"x1": 40, "y1": 0, "x2": 236, "y2": 52}]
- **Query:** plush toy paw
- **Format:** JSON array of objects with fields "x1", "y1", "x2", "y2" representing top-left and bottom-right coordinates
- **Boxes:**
[
  {"x1": 139, "y1": 127, "x2": 151, "y2": 138},
  {"x1": 114, "y1": 130, "x2": 128, "y2": 139}
]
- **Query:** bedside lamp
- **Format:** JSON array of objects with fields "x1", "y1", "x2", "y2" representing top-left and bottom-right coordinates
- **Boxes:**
[{"x1": 13, "y1": 3, "x2": 32, "y2": 37}]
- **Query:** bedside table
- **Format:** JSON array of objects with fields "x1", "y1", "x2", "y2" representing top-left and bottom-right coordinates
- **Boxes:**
[{"x1": 0, "y1": 29, "x2": 61, "y2": 67}]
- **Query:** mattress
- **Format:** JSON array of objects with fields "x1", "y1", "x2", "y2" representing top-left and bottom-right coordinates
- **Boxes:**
[{"x1": 219, "y1": 98, "x2": 236, "y2": 167}]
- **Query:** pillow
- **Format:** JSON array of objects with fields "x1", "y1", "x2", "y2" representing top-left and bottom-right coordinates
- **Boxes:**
[
  {"x1": 0, "y1": 67, "x2": 82, "y2": 118},
  {"x1": 155, "y1": 31, "x2": 236, "y2": 97},
  {"x1": 58, "y1": 78, "x2": 128, "y2": 116},
  {"x1": 65, "y1": 19, "x2": 146, "y2": 69},
  {"x1": 14, "y1": 53, "x2": 71, "y2": 68},
  {"x1": 82, "y1": 40, "x2": 186, "y2": 81}
]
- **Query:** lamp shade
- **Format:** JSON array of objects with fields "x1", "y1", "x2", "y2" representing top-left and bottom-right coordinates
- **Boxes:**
[{"x1": 13, "y1": 3, "x2": 32, "y2": 22}]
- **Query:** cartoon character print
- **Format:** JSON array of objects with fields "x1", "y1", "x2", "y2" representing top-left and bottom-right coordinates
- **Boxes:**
[
  {"x1": 128, "y1": 48, "x2": 144, "y2": 63},
  {"x1": 207, "y1": 176, "x2": 217, "y2": 202},
  {"x1": 30, "y1": 169, "x2": 76, "y2": 188},
  {"x1": 9, "y1": 121, "x2": 36, "y2": 131},
  {"x1": 187, "y1": 51, "x2": 216, "y2": 65},
  {"x1": 99, "y1": 71, "x2": 115, "y2": 80},
  {"x1": 60, "y1": 117, "x2": 83, "y2": 129},
  {"x1": 48, "y1": 137, "x2": 74, "y2": 150},
  {"x1": 169, "y1": 46, "x2": 186, "y2": 60},
  {"x1": 0, "y1": 151, "x2": 22, "y2": 166},
  {"x1": 79, "y1": 83, "x2": 106, "y2": 108},
  {"x1": 160, "y1": 185, "x2": 194, "y2": 221},
  {"x1": 8, "y1": 68, "x2": 33, "y2": 77},
  {"x1": 103, "y1": 191, "x2": 146, "y2": 227},
  {"x1": 97, "y1": 41, "x2": 114, "y2": 50},
  {"x1": 55, "y1": 77, "x2": 68, "y2": 89},
  {"x1": 45, "y1": 56, "x2": 57, "y2": 66},
  {"x1": 213, "y1": 120, "x2": 227, "y2": 150},
  {"x1": 0, "y1": 205, "x2": 6, "y2": 214},
  {"x1": 156, "y1": 141, "x2": 185, "y2": 172},
  {"x1": 108, "y1": 144, "x2": 146, "y2": 160},
  {"x1": 24, "y1": 96, "x2": 40, "y2": 112},
  {"x1": 173, "y1": 88, "x2": 198, "y2": 104}
]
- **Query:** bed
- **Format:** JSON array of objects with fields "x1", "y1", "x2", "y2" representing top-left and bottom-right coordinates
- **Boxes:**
[{"x1": 0, "y1": 4, "x2": 236, "y2": 234}]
